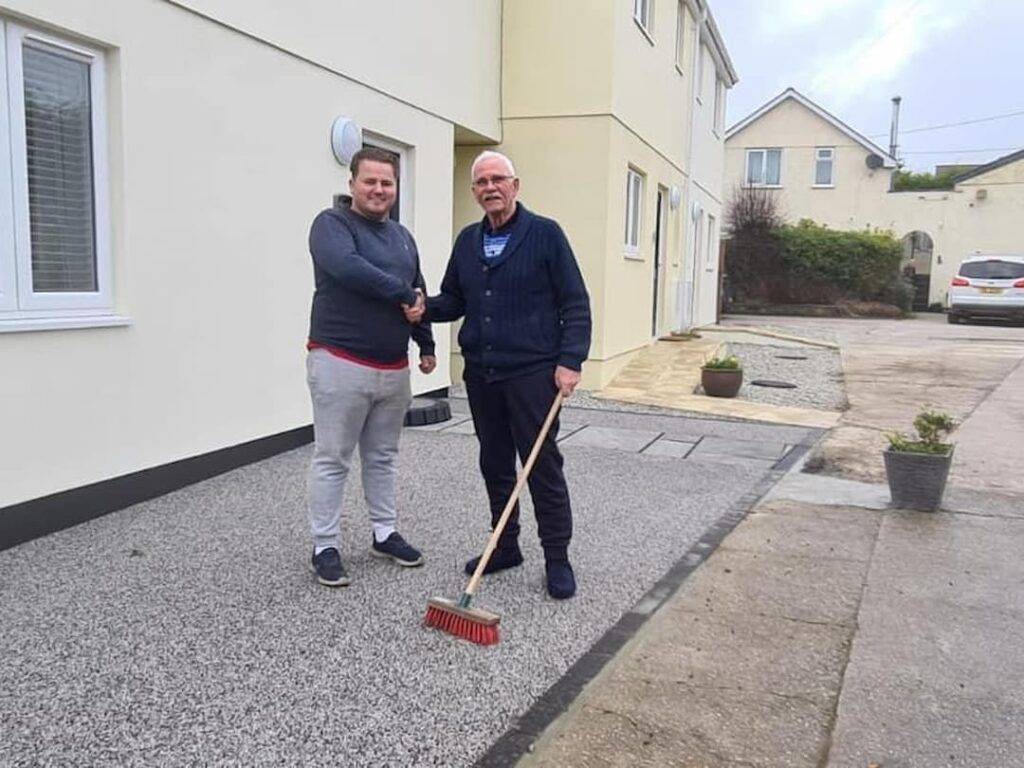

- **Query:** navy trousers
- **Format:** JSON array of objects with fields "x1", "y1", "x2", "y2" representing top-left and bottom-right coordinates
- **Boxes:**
[{"x1": 464, "y1": 367, "x2": 572, "y2": 562}]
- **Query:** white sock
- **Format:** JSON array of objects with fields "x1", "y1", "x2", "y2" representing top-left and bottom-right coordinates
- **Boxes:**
[
  {"x1": 373, "y1": 524, "x2": 396, "y2": 543},
  {"x1": 314, "y1": 545, "x2": 334, "y2": 556}
]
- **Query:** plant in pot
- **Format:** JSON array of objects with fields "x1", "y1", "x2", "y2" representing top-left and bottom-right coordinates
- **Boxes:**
[
  {"x1": 884, "y1": 410, "x2": 956, "y2": 512},
  {"x1": 701, "y1": 355, "x2": 743, "y2": 398}
]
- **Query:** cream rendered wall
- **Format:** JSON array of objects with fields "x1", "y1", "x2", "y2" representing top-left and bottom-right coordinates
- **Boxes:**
[
  {"x1": 0, "y1": 0, "x2": 491, "y2": 508},
  {"x1": 174, "y1": 0, "x2": 502, "y2": 141},
  {"x1": 724, "y1": 99, "x2": 892, "y2": 229},
  {"x1": 502, "y1": 0, "x2": 614, "y2": 118},
  {"x1": 610, "y1": 0, "x2": 691, "y2": 167}
]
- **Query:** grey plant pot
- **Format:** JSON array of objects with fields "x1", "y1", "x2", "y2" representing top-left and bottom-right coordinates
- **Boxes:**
[{"x1": 883, "y1": 446, "x2": 954, "y2": 512}]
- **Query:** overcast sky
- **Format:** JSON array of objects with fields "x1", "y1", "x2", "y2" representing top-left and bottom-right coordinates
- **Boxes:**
[{"x1": 713, "y1": 0, "x2": 1024, "y2": 172}]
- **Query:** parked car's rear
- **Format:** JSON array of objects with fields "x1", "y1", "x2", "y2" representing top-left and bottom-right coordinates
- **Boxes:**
[{"x1": 948, "y1": 255, "x2": 1024, "y2": 324}]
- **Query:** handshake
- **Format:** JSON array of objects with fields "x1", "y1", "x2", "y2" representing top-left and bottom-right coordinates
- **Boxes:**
[{"x1": 402, "y1": 289, "x2": 426, "y2": 324}]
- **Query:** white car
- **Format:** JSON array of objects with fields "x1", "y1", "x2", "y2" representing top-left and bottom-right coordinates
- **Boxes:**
[{"x1": 948, "y1": 255, "x2": 1024, "y2": 324}]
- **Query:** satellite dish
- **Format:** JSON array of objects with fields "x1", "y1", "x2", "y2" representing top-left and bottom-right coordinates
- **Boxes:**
[{"x1": 866, "y1": 153, "x2": 884, "y2": 170}]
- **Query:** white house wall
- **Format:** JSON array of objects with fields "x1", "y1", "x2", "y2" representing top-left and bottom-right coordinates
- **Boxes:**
[{"x1": 0, "y1": 0, "x2": 498, "y2": 508}]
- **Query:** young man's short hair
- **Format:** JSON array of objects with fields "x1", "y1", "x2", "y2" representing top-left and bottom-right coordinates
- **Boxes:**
[{"x1": 350, "y1": 147, "x2": 399, "y2": 179}]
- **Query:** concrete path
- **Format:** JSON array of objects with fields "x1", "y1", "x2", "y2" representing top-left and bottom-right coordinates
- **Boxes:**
[
  {"x1": 594, "y1": 339, "x2": 841, "y2": 429},
  {"x1": 723, "y1": 314, "x2": 1024, "y2": 484},
  {"x1": 520, "y1": 314, "x2": 1024, "y2": 768}
]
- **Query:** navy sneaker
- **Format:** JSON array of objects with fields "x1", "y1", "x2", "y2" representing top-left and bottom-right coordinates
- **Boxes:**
[
  {"x1": 464, "y1": 545, "x2": 524, "y2": 576},
  {"x1": 311, "y1": 547, "x2": 350, "y2": 587},
  {"x1": 371, "y1": 532, "x2": 424, "y2": 567},
  {"x1": 546, "y1": 560, "x2": 576, "y2": 600}
]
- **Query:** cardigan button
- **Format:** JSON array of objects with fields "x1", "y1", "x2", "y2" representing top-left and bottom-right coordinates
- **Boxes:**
[
  {"x1": 484, "y1": 316, "x2": 492, "y2": 323},
  {"x1": 485, "y1": 289, "x2": 492, "y2": 297}
]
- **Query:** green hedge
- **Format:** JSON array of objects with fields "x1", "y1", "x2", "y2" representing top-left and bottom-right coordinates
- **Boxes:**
[
  {"x1": 725, "y1": 219, "x2": 912, "y2": 311},
  {"x1": 776, "y1": 220, "x2": 903, "y2": 301}
]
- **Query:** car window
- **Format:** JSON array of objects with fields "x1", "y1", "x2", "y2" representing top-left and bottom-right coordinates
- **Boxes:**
[{"x1": 959, "y1": 260, "x2": 1024, "y2": 280}]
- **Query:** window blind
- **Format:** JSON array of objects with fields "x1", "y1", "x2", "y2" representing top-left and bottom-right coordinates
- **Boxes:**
[{"x1": 22, "y1": 43, "x2": 96, "y2": 293}]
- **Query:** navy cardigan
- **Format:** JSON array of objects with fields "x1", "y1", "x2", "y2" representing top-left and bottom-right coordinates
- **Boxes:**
[{"x1": 427, "y1": 204, "x2": 592, "y2": 383}]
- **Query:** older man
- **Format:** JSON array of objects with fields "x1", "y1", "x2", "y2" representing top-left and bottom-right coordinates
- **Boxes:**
[
  {"x1": 420, "y1": 151, "x2": 591, "y2": 599},
  {"x1": 305, "y1": 147, "x2": 434, "y2": 587}
]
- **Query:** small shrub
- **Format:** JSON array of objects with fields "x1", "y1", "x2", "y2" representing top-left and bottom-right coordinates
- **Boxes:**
[
  {"x1": 892, "y1": 170, "x2": 959, "y2": 192},
  {"x1": 703, "y1": 355, "x2": 741, "y2": 371},
  {"x1": 887, "y1": 409, "x2": 956, "y2": 455}
]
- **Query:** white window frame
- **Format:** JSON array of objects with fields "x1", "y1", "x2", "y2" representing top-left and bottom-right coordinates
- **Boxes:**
[
  {"x1": 745, "y1": 148, "x2": 783, "y2": 188},
  {"x1": 706, "y1": 213, "x2": 717, "y2": 270},
  {"x1": 1, "y1": 20, "x2": 119, "y2": 329},
  {"x1": 633, "y1": 0, "x2": 655, "y2": 42},
  {"x1": 674, "y1": 1, "x2": 686, "y2": 73},
  {"x1": 713, "y1": 77, "x2": 726, "y2": 136},
  {"x1": 695, "y1": 43, "x2": 705, "y2": 104},
  {"x1": 814, "y1": 147, "x2": 835, "y2": 188},
  {"x1": 624, "y1": 167, "x2": 645, "y2": 259}
]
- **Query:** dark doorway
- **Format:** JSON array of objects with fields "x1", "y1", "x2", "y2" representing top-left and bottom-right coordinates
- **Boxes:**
[
  {"x1": 901, "y1": 231, "x2": 934, "y2": 311},
  {"x1": 653, "y1": 188, "x2": 666, "y2": 337}
]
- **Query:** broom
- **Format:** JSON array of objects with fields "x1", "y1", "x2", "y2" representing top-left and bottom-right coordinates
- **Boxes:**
[{"x1": 425, "y1": 391, "x2": 565, "y2": 646}]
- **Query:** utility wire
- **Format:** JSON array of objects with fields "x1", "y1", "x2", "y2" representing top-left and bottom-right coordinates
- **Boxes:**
[{"x1": 868, "y1": 108, "x2": 1024, "y2": 137}]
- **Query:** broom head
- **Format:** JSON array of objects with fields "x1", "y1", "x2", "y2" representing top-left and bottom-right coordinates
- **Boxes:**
[{"x1": 425, "y1": 596, "x2": 500, "y2": 646}]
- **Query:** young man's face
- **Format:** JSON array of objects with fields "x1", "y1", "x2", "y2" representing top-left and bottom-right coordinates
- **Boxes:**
[
  {"x1": 471, "y1": 156, "x2": 519, "y2": 219},
  {"x1": 349, "y1": 160, "x2": 397, "y2": 220}
]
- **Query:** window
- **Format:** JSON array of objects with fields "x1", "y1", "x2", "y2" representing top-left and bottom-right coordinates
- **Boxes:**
[
  {"x1": 745, "y1": 148, "x2": 782, "y2": 187},
  {"x1": 675, "y1": 2, "x2": 685, "y2": 71},
  {"x1": 959, "y1": 259, "x2": 1024, "y2": 280},
  {"x1": 624, "y1": 168, "x2": 644, "y2": 256},
  {"x1": 1, "y1": 20, "x2": 115, "y2": 327},
  {"x1": 814, "y1": 147, "x2": 835, "y2": 187},
  {"x1": 633, "y1": 0, "x2": 654, "y2": 38},
  {"x1": 713, "y1": 78, "x2": 726, "y2": 135},
  {"x1": 706, "y1": 214, "x2": 717, "y2": 269},
  {"x1": 695, "y1": 43, "x2": 705, "y2": 102}
]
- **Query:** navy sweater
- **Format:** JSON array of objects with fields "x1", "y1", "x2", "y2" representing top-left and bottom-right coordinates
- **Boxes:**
[
  {"x1": 308, "y1": 200, "x2": 434, "y2": 363},
  {"x1": 427, "y1": 204, "x2": 591, "y2": 382}
]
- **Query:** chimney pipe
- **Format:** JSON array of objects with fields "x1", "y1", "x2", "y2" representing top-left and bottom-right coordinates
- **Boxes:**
[{"x1": 889, "y1": 95, "x2": 902, "y2": 162}]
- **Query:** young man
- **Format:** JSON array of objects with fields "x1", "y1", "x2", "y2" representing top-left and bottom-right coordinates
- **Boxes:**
[
  {"x1": 305, "y1": 147, "x2": 434, "y2": 586},
  {"x1": 419, "y1": 151, "x2": 592, "y2": 599}
]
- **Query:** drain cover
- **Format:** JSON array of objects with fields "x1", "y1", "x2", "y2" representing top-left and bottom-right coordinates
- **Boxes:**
[
  {"x1": 774, "y1": 354, "x2": 808, "y2": 360},
  {"x1": 751, "y1": 379, "x2": 797, "y2": 389}
]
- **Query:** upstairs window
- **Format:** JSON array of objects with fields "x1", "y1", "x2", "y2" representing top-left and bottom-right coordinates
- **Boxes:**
[
  {"x1": 814, "y1": 147, "x2": 835, "y2": 187},
  {"x1": 713, "y1": 78, "x2": 726, "y2": 134},
  {"x1": 745, "y1": 148, "x2": 782, "y2": 187},
  {"x1": 634, "y1": 0, "x2": 654, "y2": 39},
  {"x1": 675, "y1": 2, "x2": 685, "y2": 71}
]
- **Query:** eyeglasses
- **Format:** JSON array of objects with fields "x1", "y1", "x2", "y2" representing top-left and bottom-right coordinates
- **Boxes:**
[{"x1": 471, "y1": 175, "x2": 515, "y2": 189}]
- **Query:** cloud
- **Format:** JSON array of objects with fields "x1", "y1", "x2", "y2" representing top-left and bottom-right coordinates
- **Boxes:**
[
  {"x1": 757, "y1": 0, "x2": 865, "y2": 37},
  {"x1": 805, "y1": 0, "x2": 979, "y2": 108}
]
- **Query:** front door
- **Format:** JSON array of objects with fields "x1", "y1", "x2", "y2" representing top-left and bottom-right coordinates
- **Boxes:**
[{"x1": 653, "y1": 189, "x2": 666, "y2": 337}]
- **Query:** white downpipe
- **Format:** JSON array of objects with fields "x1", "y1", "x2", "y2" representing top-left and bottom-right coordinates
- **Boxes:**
[{"x1": 678, "y1": 4, "x2": 707, "y2": 331}]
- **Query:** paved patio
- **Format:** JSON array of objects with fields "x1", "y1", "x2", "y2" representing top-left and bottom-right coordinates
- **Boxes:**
[{"x1": 0, "y1": 402, "x2": 817, "y2": 766}]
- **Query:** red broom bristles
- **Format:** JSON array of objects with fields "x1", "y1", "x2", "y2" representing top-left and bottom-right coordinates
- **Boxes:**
[{"x1": 424, "y1": 604, "x2": 500, "y2": 646}]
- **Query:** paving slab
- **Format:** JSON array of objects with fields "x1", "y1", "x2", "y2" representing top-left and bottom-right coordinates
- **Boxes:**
[
  {"x1": 691, "y1": 435, "x2": 789, "y2": 461},
  {"x1": 764, "y1": 470, "x2": 891, "y2": 510},
  {"x1": 559, "y1": 425, "x2": 662, "y2": 453},
  {"x1": 639, "y1": 438, "x2": 697, "y2": 458},
  {"x1": 523, "y1": 678, "x2": 831, "y2": 768},
  {"x1": 727, "y1": 505, "x2": 879, "y2": 562},
  {"x1": 680, "y1": 546, "x2": 869, "y2": 628}
]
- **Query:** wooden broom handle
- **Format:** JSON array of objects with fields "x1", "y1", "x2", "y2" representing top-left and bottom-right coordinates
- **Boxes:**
[{"x1": 465, "y1": 391, "x2": 564, "y2": 597}]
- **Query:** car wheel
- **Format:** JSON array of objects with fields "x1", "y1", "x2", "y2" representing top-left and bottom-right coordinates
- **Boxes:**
[{"x1": 946, "y1": 314, "x2": 958, "y2": 324}]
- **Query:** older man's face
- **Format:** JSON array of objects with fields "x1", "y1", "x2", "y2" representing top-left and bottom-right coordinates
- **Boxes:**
[{"x1": 471, "y1": 156, "x2": 519, "y2": 218}]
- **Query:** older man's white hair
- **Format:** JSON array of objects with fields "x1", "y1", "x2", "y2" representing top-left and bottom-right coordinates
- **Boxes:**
[{"x1": 470, "y1": 150, "x2": 516, "y2": 180}]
